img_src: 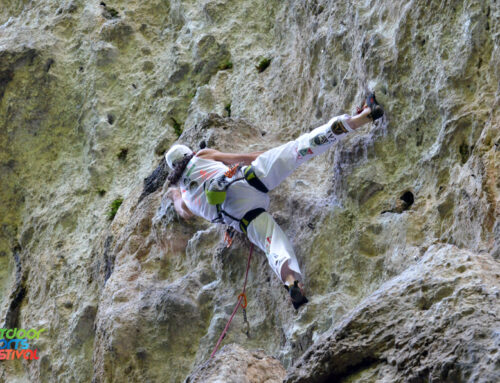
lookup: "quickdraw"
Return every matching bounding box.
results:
[238,292,250,338]
[241,307,250,338]
[237,292,247,308]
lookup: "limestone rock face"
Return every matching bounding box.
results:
[0,0,499,382]
[285,245,500,382]
[186,343,286,383]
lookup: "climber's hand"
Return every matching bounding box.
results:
[166,187,194,220]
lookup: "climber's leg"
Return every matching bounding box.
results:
[245,211,302,285]
[249,114,354,191]
[246,211,308,309]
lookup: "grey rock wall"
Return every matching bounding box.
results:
[186,343,286,383]
[0,0,498,382]
[285,245,500,382]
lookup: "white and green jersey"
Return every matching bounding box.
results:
[180,155,228,222]
[180,155,270,230]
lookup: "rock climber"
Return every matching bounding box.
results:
[165,94,384,310]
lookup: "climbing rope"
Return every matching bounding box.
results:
[209,243,254,359]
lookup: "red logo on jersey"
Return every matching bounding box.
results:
[200,169,218,180]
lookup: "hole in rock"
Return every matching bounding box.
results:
[400,191,414,210]
[107,113,115,125]
[117,148,128,161]
[44,58,55,72]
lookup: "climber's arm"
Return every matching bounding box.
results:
[196,148,264,165]
[166,188,194,220]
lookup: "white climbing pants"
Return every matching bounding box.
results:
[245,114,353,284]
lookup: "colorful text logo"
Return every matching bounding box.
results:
[0,328,44,360]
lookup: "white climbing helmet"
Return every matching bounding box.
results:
[165,144,193,170]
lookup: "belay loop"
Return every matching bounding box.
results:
[206,164,269,239]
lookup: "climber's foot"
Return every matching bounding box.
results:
[284,280,308,310]
[357,92,384,121]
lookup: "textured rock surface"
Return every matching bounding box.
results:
[285,245,500,382]
[0,0,499,382]
[186,343,286,383]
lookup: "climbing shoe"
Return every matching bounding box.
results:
[284,280,309,310]
[357,92,384,121]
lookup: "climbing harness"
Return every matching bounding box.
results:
[209,243,254,359]
[204,163,268,233]
[204,163,245,223]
